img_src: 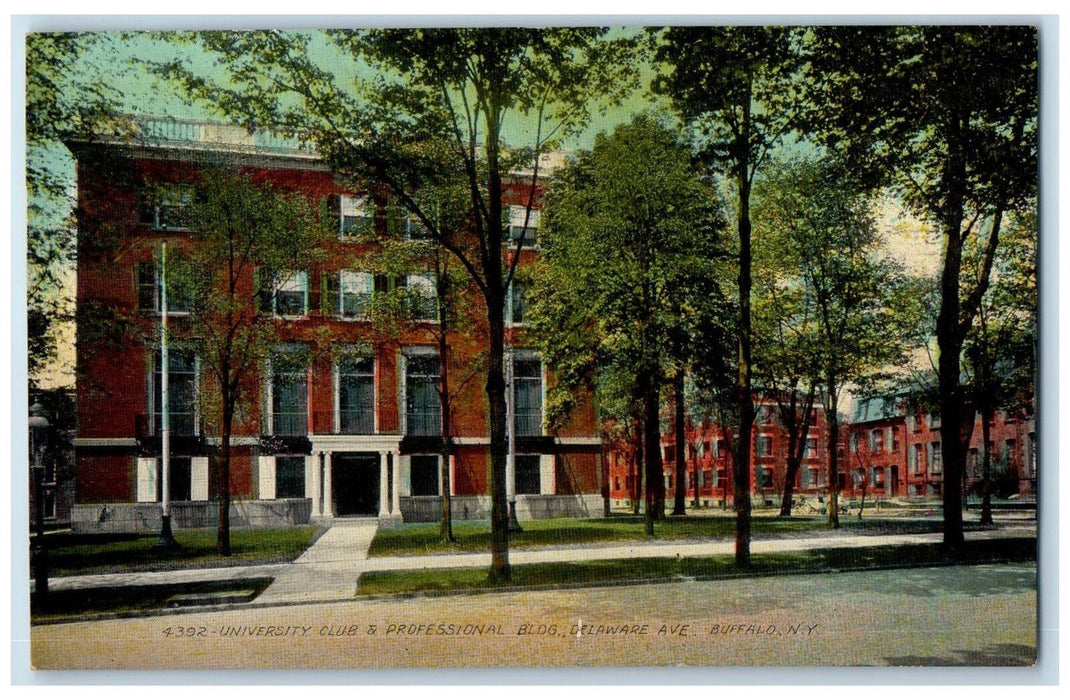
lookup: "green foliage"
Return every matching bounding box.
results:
[25,33,129,383]
[529,113,729,427]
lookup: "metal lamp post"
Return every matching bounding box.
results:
[157,241,180,549]
[29,401,49,602]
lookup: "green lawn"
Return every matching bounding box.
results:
[38,526,323,577]
[367,514,949,557]
[31,578,273,624]
[358,537,1036,596]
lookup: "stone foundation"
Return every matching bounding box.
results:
[399,494,602,522]
[72,499,313,534]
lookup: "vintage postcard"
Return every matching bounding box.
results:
[21,19,1044,674]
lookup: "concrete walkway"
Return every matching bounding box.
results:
[256,517,379,604]
[41,521,1036,605]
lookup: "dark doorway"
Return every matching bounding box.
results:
[333,453,380,516]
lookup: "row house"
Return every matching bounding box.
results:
[607,400,830,509]
[68,118,602,534]
[845,398,1037,500]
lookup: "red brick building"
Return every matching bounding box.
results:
[607,399,830,509]
[607,395,1036,510]
[68,119,602,533]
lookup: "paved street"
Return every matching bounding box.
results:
[30,563,1037,669]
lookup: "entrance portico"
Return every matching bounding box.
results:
[309,434,402,520]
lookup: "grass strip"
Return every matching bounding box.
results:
[40,526,323,577]
[30,578,274,624]
[367,515,952,557]
[357,537,1036,596]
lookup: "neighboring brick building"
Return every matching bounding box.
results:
[607,395,1036,510]
[607,399,830,509]
[68,118,602,533]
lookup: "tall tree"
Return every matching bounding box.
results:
[156,28,636,581]
[756,158,916,527]
[652,27,804,565]
[25,32,126,386]
[529,113,728,536]
[807,26,1038,548]
[962,210,1037,523]
[175,170,326,554]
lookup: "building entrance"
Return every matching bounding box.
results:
[332,453,380,516]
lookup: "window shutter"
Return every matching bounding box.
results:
[136,457,158,502]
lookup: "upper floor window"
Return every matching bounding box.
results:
[140,183,195,231]
[929,441,942,473]
[512,352,543,437]
[270,346,308,436]
[804,438,818,460]
[405,351,441,436]
[910,443,923,474]
[323,270,373,320]
[929,411,941,429]
[755,434,773,457]
[136,259,193,314]
[338,195,373,238]
[869,428,884,453]
[273,271,309,318]
[507,205,539,248]
[336,353,375,435]
[406,273,438,322]
[507,279,530,326]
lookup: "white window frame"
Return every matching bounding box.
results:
[406,273,438,323]
[339,195,371,239]
[273,271,309,318]
[507,205,539,248]
[338,270,374,320]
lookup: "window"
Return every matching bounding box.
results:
[272,271,309,317]
[929,411,941,429]
[406,273,437,322]
[872,466,885,488]
[410,455,439,496]
[929,442,942,473]
[513,354,543,437]
[337,354,374,434]
[715,439,726,457]
[757,466,774,488]
[136,260,193,314]
[869,428,884,453]
[338,195,372,237]
[910,443,923,474]
[275,456,305,499]
[140,183,194,230]
[967,448,980,478]
[804,438,818,460]
[150,348,198,436]
[890,427,900,452]
[271,347,308,436]
[402,212,432,241]
[850,432,859,453]
[755,435,772,457]
[516,455,541,494]
[1004,408,1018,424]
[507,205,539,248]
[1003,439,1017,472]
[695,440,705,457]
[323,270,373,320]
[405,353,440,436]
[507,279,530,326]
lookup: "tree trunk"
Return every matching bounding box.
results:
[979,405,994,525]
[217,398,233,556]
[672,371,687,516]
[486,298,510,581]
[642,381,664,536]
[734,144,754,568]
[436,268,455,543]
[825,379,841,530]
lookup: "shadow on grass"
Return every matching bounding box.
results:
[41,526,323,577]
[31,578,273,625]
[358,538,1036,597]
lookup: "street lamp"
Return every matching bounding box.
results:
[29,401,50,602]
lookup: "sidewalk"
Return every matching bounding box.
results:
[41,520,1037,605]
